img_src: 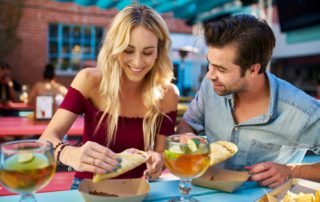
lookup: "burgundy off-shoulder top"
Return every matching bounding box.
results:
[59,87,177,180]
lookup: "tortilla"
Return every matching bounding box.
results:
[93,149,148,183]
[210,141,238,166]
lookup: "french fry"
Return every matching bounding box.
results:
[280,190,316,202]
[315,190,320,202]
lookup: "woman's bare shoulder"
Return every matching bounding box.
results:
[70,67,102,98]
[161,83,179,113]
[79,67,102,78]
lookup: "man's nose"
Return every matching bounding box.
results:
[206,67,217,80]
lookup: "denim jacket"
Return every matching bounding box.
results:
[183,72,320,170]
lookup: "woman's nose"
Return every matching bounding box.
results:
[132,54,143,67]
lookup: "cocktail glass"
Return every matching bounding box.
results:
[163,134,210,202]
[0,139,56,202]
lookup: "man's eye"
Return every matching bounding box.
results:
[207,63,212,71]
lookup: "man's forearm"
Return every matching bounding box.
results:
[290,163,320,182]
[176,119,196,134]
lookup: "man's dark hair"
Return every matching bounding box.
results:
[204,14,275,75]
[43,64,55,80]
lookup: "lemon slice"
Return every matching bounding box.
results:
[18,153,34,163]
[187,139,197,152]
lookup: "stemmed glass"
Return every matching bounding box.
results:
[0,139,56,202]
[163,134,210,202]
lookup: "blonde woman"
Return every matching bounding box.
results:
[40,4,178,188]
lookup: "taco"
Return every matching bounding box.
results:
[93,149,148,183]
[210,141,238,166]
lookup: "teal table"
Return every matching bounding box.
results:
[1,154,318,202]
[0,180,267,202]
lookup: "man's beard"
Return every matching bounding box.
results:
[213,84,237,96]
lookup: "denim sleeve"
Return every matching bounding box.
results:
[182,79,207,133]
[300,103,320,154]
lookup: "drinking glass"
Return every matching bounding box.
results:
[0,139,56,202]
[163,134,210,202]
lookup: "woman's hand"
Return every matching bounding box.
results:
[62,141,122,174]
[143,150,164,181]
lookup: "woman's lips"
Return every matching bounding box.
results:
[128,65,144,72]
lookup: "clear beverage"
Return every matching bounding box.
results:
[1,153,56,193]
[0,140,56,202]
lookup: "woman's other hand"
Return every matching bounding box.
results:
[62,141,122,174]
[143,150,163,181]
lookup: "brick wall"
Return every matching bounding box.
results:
[5,0,192,88]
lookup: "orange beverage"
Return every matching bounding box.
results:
[164,150,210,179]
[163,135,210,202]
[0,153,56,193]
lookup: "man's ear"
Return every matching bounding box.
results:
[248,63,261,77]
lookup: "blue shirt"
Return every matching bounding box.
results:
[183,72,320,170]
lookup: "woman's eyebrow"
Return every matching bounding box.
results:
[127,45,155,50]
[143,46,155,50]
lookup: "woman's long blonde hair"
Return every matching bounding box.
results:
[96,4,174,151]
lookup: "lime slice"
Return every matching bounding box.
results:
[169,144,183,153]
[164,150,182,160]
[187,139,197,152]
[18,153,35,164]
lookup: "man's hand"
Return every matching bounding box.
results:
[245,161,291,188]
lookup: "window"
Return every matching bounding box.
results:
[48,23,104,74]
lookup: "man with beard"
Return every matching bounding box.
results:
[177,14,320,188]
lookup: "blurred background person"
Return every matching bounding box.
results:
[0,62,21,103]
[28,63,67,105]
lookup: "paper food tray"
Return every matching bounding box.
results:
[256,178,320,202]
[192,166,250,192]
[78,178,150,202]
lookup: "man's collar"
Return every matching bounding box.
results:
[265,71,278,120]
[222,72,278,121]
